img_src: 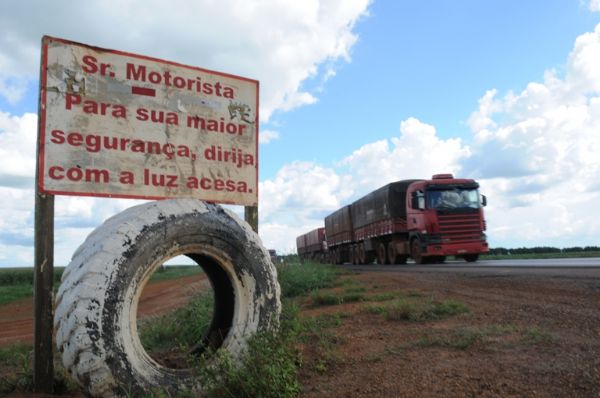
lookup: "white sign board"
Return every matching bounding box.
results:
[39,36,258,206]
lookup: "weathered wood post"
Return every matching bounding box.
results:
[34,36,55,392]
[245,205,258,233]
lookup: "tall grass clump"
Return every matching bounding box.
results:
[195,303,302,398]
[277,261,339,298]
[0,344,76,395]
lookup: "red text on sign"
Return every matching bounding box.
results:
[49,166,110,183]
[126,63,235,98]
[65,94,126,118]
[81,55,115,77]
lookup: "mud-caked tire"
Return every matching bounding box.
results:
[54,199,281,397]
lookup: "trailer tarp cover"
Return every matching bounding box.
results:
[351,180,422,229]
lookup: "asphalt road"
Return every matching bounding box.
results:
[340,257,600,278]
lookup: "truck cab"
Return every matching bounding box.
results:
[406,174,488,263]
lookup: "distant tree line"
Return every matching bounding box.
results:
[488,246,600,255]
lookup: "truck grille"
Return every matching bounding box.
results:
[438,211,482,243]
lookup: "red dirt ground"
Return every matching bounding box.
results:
[297,269,600,398]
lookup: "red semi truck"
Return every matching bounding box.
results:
[296,227,327,262]
[324,174,488,264]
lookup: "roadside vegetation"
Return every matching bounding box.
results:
[482,246,600,260]
[0,258,562,397]
[1,246,598,306]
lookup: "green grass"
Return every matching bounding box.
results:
[0,344,76,395]
[0,344,34,393]
[366,298,470,322]
[415,324,553,350]
[0,284,34,306]
[276,261,339,298]
[0,267,65,286]
[367,292,397,302]
[0,267,66,305]
[310,288,366,307]
[195,304,303,398]
[138,292,214,363]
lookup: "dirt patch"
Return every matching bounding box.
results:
[297,269,600,398]
[0,273,208,348]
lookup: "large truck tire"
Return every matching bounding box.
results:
[53,199,281,397]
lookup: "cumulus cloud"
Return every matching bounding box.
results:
[0,0,370,120]
[258,161,354,253]
[259,129,280,144]
[0,112,37,188]
[589,0,600,12]
[341,117,470,192]
[464,23,600,247]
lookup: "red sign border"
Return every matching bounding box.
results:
[38,35,260,206]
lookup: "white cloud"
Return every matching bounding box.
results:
[464,23,600,247]
[0,0,370,120]
[259,129,280,144]
[259,161,353,220]
[589,0,600,12]
[0,112,37,188]
[258,161,353,252]
[341,117,470,192]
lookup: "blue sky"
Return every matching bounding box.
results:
[1,1,600,267]
[262,1,600,175]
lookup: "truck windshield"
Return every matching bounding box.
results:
[427,188,481,209]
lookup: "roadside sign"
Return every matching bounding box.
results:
[39,36,259,206]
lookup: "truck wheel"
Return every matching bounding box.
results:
[358,243,366,265]
[411,239,424,265]
[464,254,479,262]
[54,199,281,397]
[388,243,403,265]
[376,243,388,264]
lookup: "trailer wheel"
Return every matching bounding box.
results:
[411,239,424,265]
[358,243,366,265]
[388,243,406,265]
[54,199,281,397]
[376,243,388,265]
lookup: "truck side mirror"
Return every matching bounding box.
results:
[481,194,487,207]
